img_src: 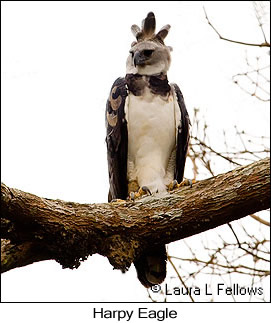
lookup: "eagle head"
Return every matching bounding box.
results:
[126,12,172,76]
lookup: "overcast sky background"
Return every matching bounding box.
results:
[1,1,270,321]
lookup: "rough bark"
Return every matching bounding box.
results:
[1,158,270,274]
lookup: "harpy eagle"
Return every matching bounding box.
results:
[105,12,190,288]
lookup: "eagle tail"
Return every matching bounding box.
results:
[134,245,167,288]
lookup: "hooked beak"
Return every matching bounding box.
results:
[133,51,146,67]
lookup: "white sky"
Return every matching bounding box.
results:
[1,1,270,321]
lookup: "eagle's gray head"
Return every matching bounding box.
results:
[126,12,172,76]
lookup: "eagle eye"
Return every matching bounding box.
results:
[143,50,154,57]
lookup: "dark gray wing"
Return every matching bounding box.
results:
[105,78,129,202]
[172,83,190,183]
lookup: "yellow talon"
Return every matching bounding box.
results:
[129,186,152,200]
[167,180,178,191]
[168,179,196,191]
[177,179,196,188]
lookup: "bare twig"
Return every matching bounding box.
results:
[250,213,270,226]
[168,255,195,302]
[203,7,270,48]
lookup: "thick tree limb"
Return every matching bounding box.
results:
[1,158,270,274]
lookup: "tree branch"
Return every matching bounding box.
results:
[203,7,270,48]
[250,213,270,226]
[1,158,270,274]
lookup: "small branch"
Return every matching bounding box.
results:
[253,1,269,44]
[203,7,270,48]
[169,255,270,276]
[191,136,242,166]
[250,213,270,227]
[227,223,268,262]
[168,255,195,302]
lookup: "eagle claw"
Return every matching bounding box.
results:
[141,186,152,196]
[129,186,152,201]
[168,179,196,191]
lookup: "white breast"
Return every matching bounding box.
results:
[125,87,179,193]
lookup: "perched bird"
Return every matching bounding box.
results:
[105,12,190,288]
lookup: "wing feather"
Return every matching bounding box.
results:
[105,78,128,201]
[172,83,190,183]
